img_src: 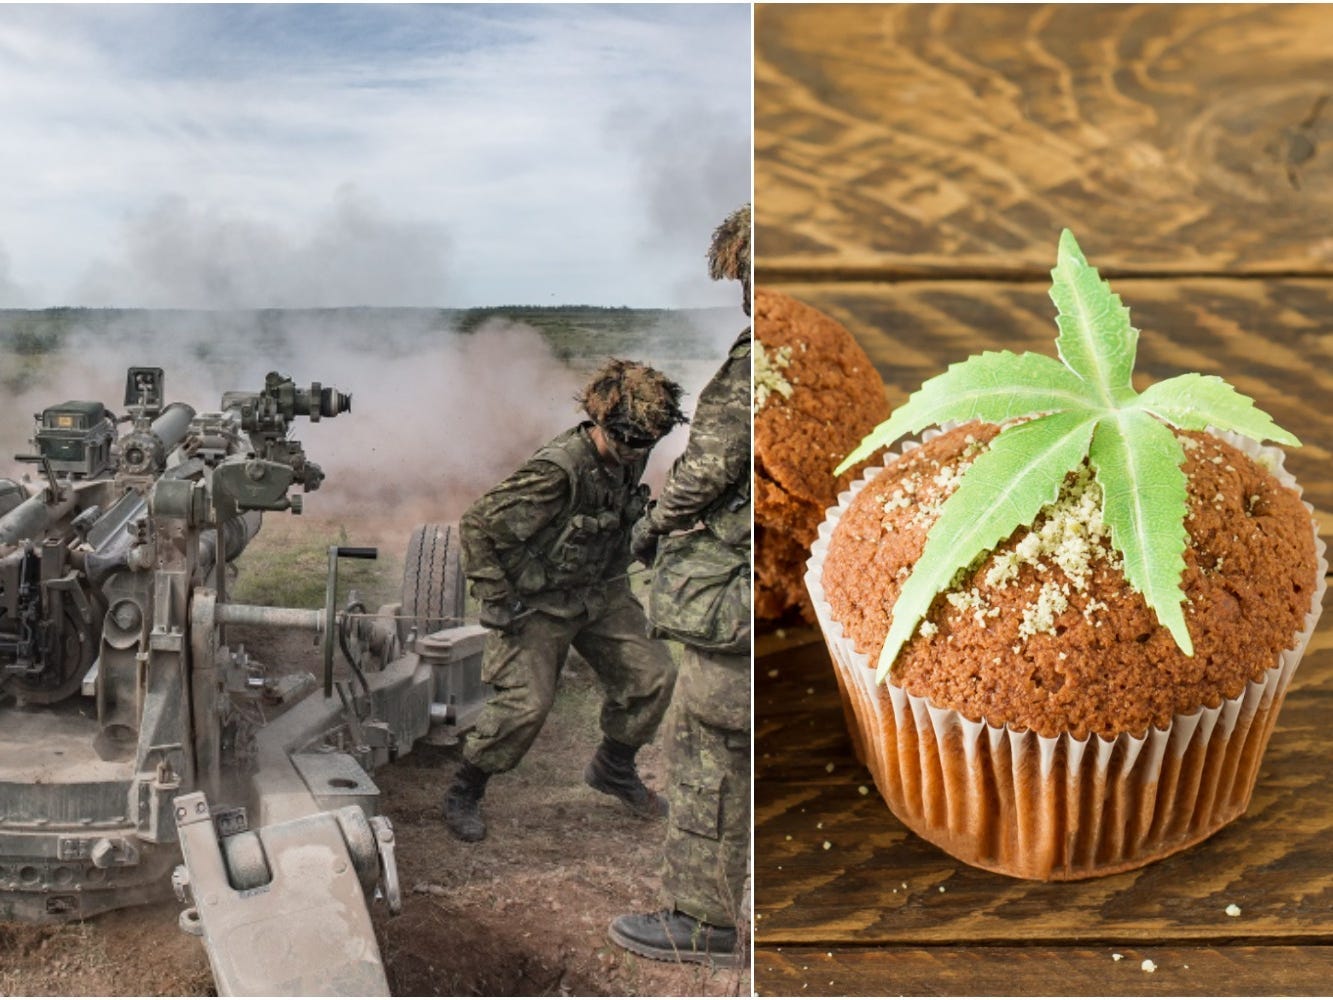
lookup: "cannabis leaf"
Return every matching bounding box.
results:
[838,229,1300,683]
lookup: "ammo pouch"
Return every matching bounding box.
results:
[648,528,750,654]
[547,511,621,577]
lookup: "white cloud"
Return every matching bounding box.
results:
[0,4,751,308]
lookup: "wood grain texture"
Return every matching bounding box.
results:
[752,6,1333,993]
[756,4,1333,277]
[758,278,1333,540]
[755,944,1333,997]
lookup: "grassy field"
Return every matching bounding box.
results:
[229,514,406,612]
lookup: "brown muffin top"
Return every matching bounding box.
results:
[822,422,1318,740]
[754,289,888,532]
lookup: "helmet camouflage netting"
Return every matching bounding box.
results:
[578,359,688,445]
[708,203,751,314]
[708,204,751,282]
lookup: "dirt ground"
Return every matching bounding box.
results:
[0,634,749,997]
[371,656,751,998]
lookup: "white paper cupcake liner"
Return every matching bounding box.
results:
[805,428,1326,880]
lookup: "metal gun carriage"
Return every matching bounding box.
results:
[0,366,487,995]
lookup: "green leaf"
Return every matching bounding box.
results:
[842,228,1303,679]
[1050,229,1138,403]
[835,351,1088,475]
[1088,411,1193,655]
[876,410,1097,681]
[1137,372,1300,447]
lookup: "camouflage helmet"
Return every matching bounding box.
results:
[578,359,688,447]
[708,203,751,316]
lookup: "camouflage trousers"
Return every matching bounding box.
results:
[660,645,751,928]
[463,586,677,774]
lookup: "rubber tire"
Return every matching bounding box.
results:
[400,523,465,642]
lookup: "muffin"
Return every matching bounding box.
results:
[754,288,888,622]
[804,231,1325,880]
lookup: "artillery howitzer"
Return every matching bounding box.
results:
[0,367,487,995]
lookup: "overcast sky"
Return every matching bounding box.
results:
[0,4,752,310]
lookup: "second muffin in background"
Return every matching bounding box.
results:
[754,289,888,623]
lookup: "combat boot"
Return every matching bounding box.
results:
[608,909,741,968]
[443,761,490,842]
[584,737,668,818]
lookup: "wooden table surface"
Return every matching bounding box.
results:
[753,5,1333,995]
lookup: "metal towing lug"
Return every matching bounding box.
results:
[369,814,402,915]
[172,790,393,996]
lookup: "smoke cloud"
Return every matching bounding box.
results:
[73,185,452,309]
[606,102,751,305]
[0,306,741,551]
[0,244,39,309]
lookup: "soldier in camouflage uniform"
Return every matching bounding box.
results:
[609,204,752,968]
[444,359,689,843]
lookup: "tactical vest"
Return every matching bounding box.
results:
[645,333,752,654]
[701,333,751,550]
[506,425,649,596]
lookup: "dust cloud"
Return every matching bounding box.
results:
[0,308,741,547]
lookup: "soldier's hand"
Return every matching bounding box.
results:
[630,518,659,566]
[479,597,527,634]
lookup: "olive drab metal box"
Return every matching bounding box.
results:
[34,401,116,478]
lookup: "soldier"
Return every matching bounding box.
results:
[444,359,689,843]
[608,204,752,967]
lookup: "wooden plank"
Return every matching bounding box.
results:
[758,278,1333,537]
[751,11,1333,993]
[756,4,1333,277]
[754,944,1333,997]
[754,630,1333,944]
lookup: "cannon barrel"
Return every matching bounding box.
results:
[197,511,263,580]
[80,504,260,587]
[0,489,75,548]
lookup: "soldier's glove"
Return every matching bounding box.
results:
[479,597,527,634]
[630,517,660,566]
